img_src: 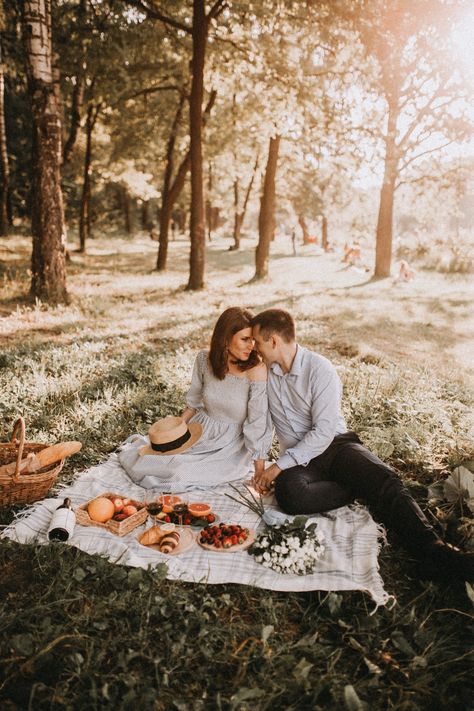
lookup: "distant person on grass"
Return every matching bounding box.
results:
[250,308,474,582]
[119,307,272,491]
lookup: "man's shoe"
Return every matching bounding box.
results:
[416,542,474,582]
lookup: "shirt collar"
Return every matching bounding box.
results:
[270,344,304,377]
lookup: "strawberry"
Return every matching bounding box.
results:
[207,514,216,523]
[238,536,245,544]
[223,537,233,548]
[231,535,238,546]
[214,540,222,548]
[164,515,171,523]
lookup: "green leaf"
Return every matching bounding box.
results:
[11,633,35,657]
[344,684,366,711]
[465,582,474,606]
[261,625,274,645]
[293,657,313,683]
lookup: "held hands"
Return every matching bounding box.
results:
[252,463,282,496]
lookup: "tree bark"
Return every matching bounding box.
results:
[187,0,207,290]
[22,0,68,304]
[122,187,132,234]
[374,102,399,278]
[254,135,280,280]
[0,38,10,235]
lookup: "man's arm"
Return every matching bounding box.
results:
[276,362,343,470]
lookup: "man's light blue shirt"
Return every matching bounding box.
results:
[267,344,348,470]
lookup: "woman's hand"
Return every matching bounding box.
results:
[252,463,281,495]
[181,408,196,424]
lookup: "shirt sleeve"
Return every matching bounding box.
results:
[276,361,343,470]
[242,381,273,460]
[185,351,206,409]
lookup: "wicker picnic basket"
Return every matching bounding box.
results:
[0,417,64,507]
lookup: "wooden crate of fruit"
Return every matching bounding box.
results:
[76,492,147,536]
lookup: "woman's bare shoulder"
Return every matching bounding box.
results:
[246,361,267,382]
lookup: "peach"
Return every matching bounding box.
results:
[122,504,138,517]
[111,497,124,513]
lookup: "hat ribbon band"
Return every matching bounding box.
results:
[150,429,191,452]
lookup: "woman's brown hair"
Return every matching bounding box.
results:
[209,307,260,380]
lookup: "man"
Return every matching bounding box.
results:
[251,308,474,581]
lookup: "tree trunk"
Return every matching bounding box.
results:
[157,92,185,270]
[22,0,68,304]
[62,0,87,166]
[141,200,149,229]
[254,135,280,280]
[122,187,132,234]
[321,214,328,250]
[298,214,311,245]
[374,104,399,278]
[187,0,207,291]
[79,103,97,252]
[0,39,10,235]
[158,90,215,271]
[231,153,258,251]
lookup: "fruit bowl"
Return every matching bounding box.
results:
[76,492,148,536]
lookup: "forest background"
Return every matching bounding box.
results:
[0,1,474,710]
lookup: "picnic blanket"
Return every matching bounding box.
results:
[1,452,393,609]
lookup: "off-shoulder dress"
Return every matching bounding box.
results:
[118,350,273,492]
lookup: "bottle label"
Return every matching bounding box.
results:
[47,508,76,540]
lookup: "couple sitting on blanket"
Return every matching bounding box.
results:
[119,306,474,582]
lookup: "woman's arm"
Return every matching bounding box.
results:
[181,407,196,423]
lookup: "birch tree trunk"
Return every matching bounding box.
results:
[22,0,68,304]
[254,135,280,280]
[187,0,207,290]
[0,38,10,235]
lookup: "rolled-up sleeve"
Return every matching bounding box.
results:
[243,382,273,460]
[185,351,206,409]
[276,363,342,470]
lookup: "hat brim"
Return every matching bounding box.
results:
[138,422,203,456]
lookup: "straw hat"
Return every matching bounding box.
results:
[139,416,202,456]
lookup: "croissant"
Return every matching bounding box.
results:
[160,531,180,554]
[139,525,163,547]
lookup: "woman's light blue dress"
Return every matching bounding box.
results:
[118,350,272,492]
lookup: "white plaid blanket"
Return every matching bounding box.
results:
[2,453,392,609]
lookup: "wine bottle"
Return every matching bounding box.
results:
[47,497,76,541]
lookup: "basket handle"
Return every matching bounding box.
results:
[11,417,26,482]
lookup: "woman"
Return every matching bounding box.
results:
[118,307,272,491]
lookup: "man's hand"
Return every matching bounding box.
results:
[253,463,282,495]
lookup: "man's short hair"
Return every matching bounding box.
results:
[251,309,296,343]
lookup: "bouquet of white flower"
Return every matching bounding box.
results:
[249,516,326,575]
[226,485,326,575]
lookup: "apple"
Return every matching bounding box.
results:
[111,497,124,513]
[122,498,132,506]
[122,504,138,517]
[114,513,128,521]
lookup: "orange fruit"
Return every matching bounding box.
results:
[188,502,212,517]
[88,496,115,523]
[158,494,182,514]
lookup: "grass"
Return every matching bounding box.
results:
[1,230,474,710]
